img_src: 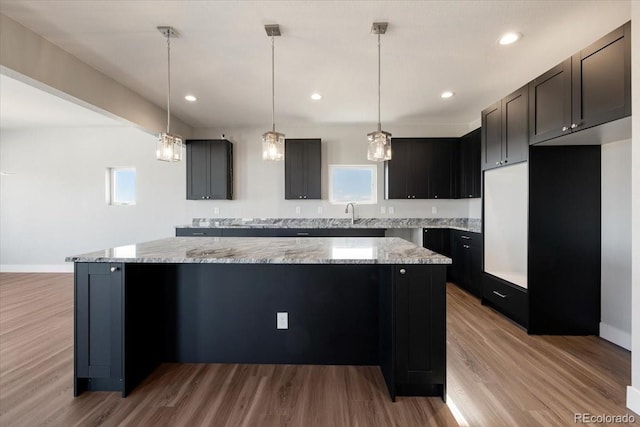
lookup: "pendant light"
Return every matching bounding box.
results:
[262,24,285,161]
[156,26,183,162]
[367,22,392,162]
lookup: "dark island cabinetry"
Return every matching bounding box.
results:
[74,263,123,396]
[529,22,631,145]
[449,230,482,297]
[285,138,321,200]
[481,84,528,171]
[392,265,446,397]
[186,139,233,200]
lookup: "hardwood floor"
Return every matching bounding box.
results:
[0,273,637,426]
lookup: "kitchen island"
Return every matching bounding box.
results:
[66,237,450,401]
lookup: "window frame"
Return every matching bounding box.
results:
[107,167,137,206]
[328,164,378,205]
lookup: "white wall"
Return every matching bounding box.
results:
[188,123,478,220]
[601,139,632,350]
[0,127,185,271]
[628,1,640,415]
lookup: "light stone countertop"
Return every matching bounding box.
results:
[65,237,451,265]
[178,217,482,233]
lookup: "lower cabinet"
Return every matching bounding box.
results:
[74,263,124,396]
[393,265,446,398]
[482,273,528,328]
[449,230,482,297]
[422,228,450,257]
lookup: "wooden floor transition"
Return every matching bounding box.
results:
[0,273,637,426]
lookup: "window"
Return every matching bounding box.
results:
[328,165,377,204]
[107,167,136,205]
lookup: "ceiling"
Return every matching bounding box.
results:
[0,1,631,130]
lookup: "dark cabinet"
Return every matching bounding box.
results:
[176,228,222,237]
[482,84,528,171]
[176,228,386,238]
[450,230,482,297]
[458,128,481,198]
[285,139,321,200]
[186,139,233,200]
[394,265,446,397]
[422,228,450,257]
[530,22,630,145]
[74,262,123,396]
[386,138,455,199]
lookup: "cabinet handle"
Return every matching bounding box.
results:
[468,194,473,198]
[496,161,500,165]
[407,196,411,199]
[434,195,438,199]
[570,123,578,129]
[562,126,569,132]
[201,196,206,199]
[303,196,307,199]
[192,232,205,236]
[492,290,507,298]
[296,232,309,236]
[460,235,470,240]
[399,268,406,275]
[463,244,470,249]
[412,195,416,199]
[110,266,119,273]
[299,196,303,199]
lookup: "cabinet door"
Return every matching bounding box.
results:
[75,263,123,394]
[285,139,306,199]
[385,139,412,199]
[427,139,455,199]
[423,228,450,257]
[572,22,631,130]
[187,141,210,200]
[529,59,572,144]
[209,141,232,199]
[458,129,481,198]
[481,102,502,170]
[303,139,321,199]
[395,265,446,391]
[502,85,528,165]
[410,140,430,199]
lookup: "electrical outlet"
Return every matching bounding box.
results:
[295,206,301,215]
[277,312,288,329]
[213,207,220,215]
[432,206,438,214]
[388,206,395,215]
[380,206,386,214]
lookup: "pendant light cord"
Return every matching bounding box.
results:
[271,35,275,132]
[166,34,171,134]
[377,32,381,132]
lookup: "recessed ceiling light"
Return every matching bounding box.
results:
[441,91,455,99]
[184,95,197,102]
[499,32,521,45]
[310,92,322,101]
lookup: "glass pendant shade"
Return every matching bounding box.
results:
[367,129,392,161]
[262,131,285,161]
[156,132,183,162]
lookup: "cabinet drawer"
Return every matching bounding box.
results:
[482,273,528,327]
[176,228,222,237]
[275,229,327,237]
[327,229,386,237]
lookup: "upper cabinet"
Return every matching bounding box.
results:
[481,84,529,171]
[458,128,481,198]
[186,139,233,200]
[285,138,321,200]
[530,22,631,145]
[385,138,455,199]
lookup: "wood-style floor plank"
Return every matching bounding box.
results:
[0,273,637,426]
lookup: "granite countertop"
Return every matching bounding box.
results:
[65,237,451,265]
[178,217,482,233]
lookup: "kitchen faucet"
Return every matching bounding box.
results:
[345,203,356,224]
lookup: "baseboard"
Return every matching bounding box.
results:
[627,386,640,416]
[0,264,74,273]
[599,322,631,350]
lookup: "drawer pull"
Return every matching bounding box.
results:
[460,235,471,240]
[110,266,119,273]
[463,244,470,249]
[192,232,205,236]
[296,232,309,236]
[492,290,507,299]
[399,268,406,275]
